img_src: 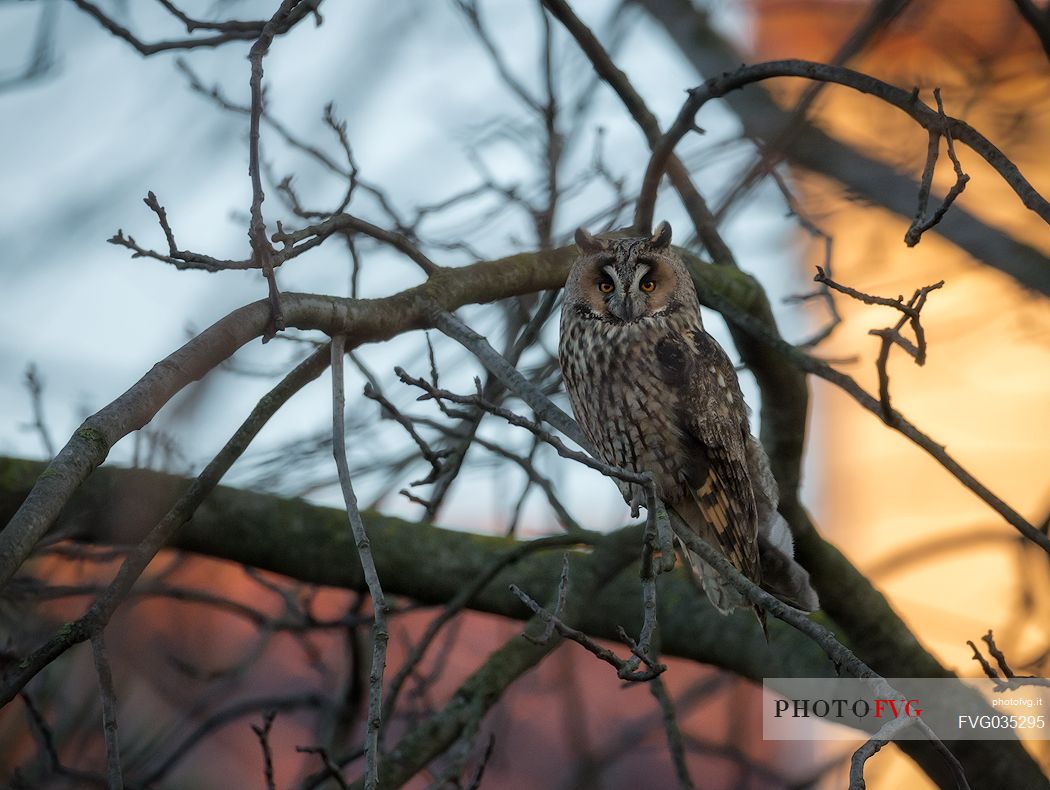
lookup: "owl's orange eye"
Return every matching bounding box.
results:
[598,280,614,294]
[640,278,656,293]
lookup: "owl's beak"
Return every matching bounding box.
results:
[607,293,642,322]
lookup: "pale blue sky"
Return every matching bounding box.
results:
[0,0,818,534]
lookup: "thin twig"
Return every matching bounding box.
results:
[463,733,496,790]
[90,632,124,790]
[362,383,448,486]
[849,714,915,790]
[967,629,1050,691]
[296,746,350,790]
[251,711,278,790]
[364,527,642,790]
[18,691,114,786]
[465,431,588,534]
[20,691,61,773]
[813,267,943,419]
[146,694,328,786]
[418,304,552,518]
[650,675,695,790]
[272,211,439,275]
[510,579,665,681]
[248,1,306,338]
[154,0,268,33]
[331,336,388,790]
[22,364,55,458]
[71,0,265,54]
[904,89,971,246]
[537,554,571,643]
[427,307,590,450]
[395,369,648,490]
[454,0,542,113]
[713,0,912,221]
[541,0,735,266]
[770,167,842,348]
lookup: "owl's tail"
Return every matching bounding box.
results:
[746,436,819,613]
[756,511,820,612]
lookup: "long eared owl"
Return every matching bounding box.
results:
[558,222,818,616]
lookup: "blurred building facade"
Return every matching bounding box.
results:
[752,1,1050,786]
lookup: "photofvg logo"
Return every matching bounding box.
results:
[773,696,922,721]
[762,678,1049,741]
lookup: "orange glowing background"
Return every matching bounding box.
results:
[752,0,1050,786]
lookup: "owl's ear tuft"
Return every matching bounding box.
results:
[574,226,603,254]
[650,221,672,249]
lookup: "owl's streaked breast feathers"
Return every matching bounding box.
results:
[558,221,818,618]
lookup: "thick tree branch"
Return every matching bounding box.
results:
[2,458,1040,788]
[0,457,830,679]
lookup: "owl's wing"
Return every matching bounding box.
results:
[655,331,760,584]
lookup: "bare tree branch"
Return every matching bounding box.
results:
[331,336,388,789]
[0,246,576,590]
[849,714,916,790]
[649,676,694,790]
[427,307,589,449]
[967,629,1050,691]
[69,0,319,55]
[814,267,944,419]
[7,3,1050,787]
[249,1,307,337]
[22,364,55,458]
[714,0,913,220]
[251,710,279,790]
[903,89,971,246]
[641,61,1045,236]
[3,456,1044,788]
[89,632,124,790]
[380,534,585,742]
